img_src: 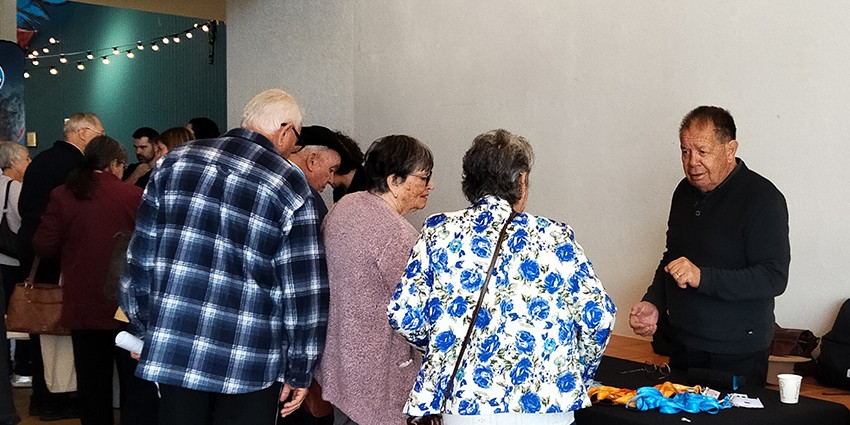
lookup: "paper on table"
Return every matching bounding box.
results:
[728,393,765,408]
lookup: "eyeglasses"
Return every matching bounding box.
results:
[409,172,432,185]
[620,362,671,380]
[81,127,104,137]
[281,123,301,145]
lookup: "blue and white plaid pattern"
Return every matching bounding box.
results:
[119,128,328,394]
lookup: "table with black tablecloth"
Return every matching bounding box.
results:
[575,356,850,425]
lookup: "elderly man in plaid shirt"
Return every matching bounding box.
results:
[119,89,328,425]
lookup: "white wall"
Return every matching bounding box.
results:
[227,0,850,337]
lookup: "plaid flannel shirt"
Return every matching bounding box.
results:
[119,128,328,394]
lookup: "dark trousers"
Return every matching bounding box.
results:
[0,280,21,424]
[669,344,770,387]
[122,357,159,425]
[158,382,283,425]
[71,329,133,425]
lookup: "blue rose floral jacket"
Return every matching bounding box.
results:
[388,196,616,416]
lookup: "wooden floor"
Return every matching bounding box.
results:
[10,334,850,424]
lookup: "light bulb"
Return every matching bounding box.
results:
[113,47,120,55]
[32,59,39,66]
[86,51,94,60]
[126,50,135,59]
[185,31,193,39]
[23,71,30,79]
[48,37,58,44]
[32,50,39,57]
[49,66,58,75]
[201,24,210,32]
[172,35,181,43]
[59,55,68,64]
[77,62,85,70]
[137,42,145,50]
[42,47,50,53]
[102,56,110,65]
[162,37,170,44]
[151,43,160,51]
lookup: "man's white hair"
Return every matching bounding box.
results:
[241,89,303,136]
[63,112,101,135]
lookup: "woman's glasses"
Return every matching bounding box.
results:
[620,362,671,380]
[409,172,432,185]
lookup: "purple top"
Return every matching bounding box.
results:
[315,191,422,424]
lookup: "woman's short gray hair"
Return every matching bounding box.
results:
[462,129,534,205]
[0,141,29,170]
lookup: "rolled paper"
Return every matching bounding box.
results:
[115,331,144,354]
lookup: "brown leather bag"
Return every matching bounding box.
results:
[771,324,819,358]
[302,379,333,418]
[6,258,70,335]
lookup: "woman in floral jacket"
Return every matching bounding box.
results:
[388,129,615,425]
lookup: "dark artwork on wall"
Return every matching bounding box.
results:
[0,41,26,145]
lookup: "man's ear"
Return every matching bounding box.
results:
[726,139,739,162]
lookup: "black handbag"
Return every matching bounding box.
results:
[0,179,18,258]
[406,212,517,425]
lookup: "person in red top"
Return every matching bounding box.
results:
[33,136,143,425]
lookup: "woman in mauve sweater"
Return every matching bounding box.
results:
[315,135,434,425]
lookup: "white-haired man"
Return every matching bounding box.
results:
[120,89,328,425]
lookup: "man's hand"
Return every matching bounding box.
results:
[629,301,659,337]
[279,383,309,417]
[664,256,701,289]
[124,163,151,185]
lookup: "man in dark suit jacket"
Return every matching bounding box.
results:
[16,112,104,420]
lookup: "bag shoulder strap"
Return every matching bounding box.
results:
[441,210,517,409]
[1,179,12,220]
[26,257,41,287]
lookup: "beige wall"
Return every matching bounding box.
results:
[77,0,225,20]
[0,0,15,40]
[227,0,850,337]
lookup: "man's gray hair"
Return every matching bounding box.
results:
[461,129,534,205]
[63,112,101,135]
[241,89,303,136]
[0,141,29,170]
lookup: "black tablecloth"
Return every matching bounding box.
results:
[575,356,850,425]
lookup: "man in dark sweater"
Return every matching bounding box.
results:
[629,106,790,386]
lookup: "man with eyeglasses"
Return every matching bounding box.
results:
[120,89,328,425]
[16,112,104,420]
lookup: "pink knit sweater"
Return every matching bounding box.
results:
[315,191,422,425]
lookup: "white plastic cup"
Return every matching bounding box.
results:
[777,373,802,404]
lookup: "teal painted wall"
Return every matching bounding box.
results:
[23,2,226,156]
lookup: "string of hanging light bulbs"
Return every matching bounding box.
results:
[23,21,216,78]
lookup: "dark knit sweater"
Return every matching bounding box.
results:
[643,159,790,354]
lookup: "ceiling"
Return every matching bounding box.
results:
[76,0,225,21]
